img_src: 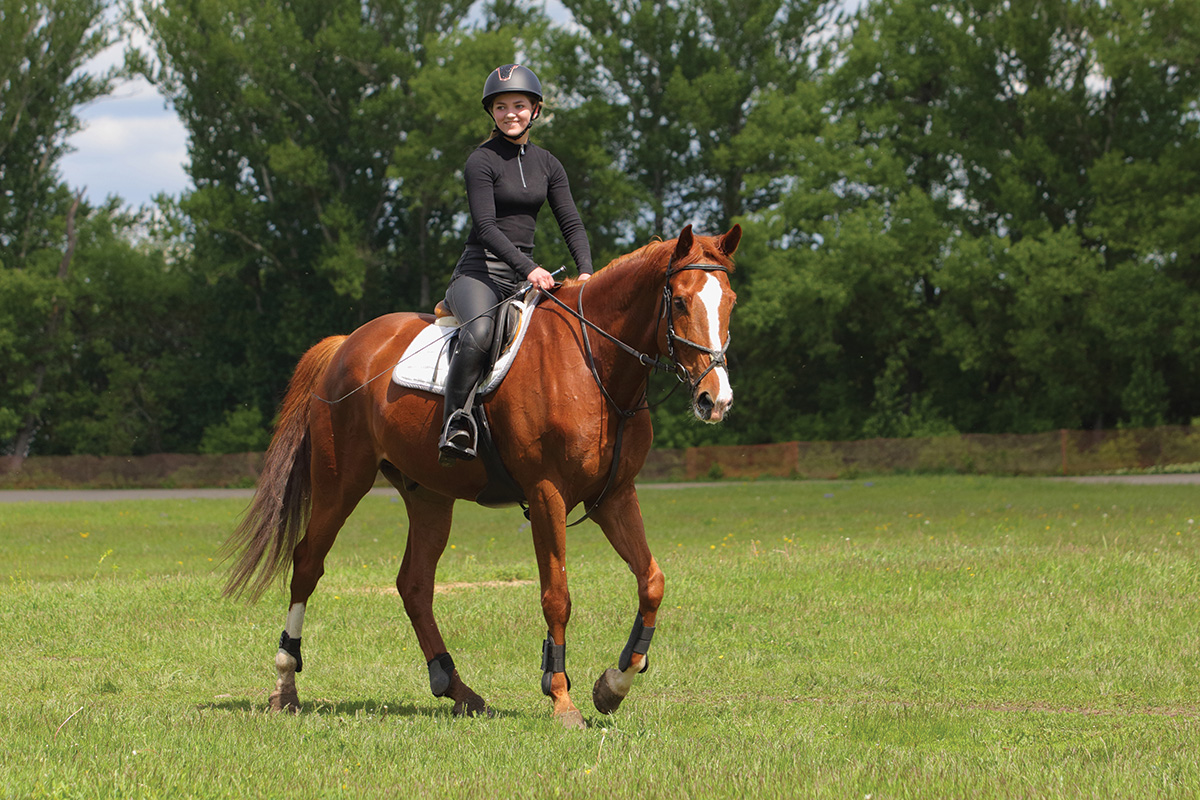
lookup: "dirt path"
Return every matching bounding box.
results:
[3,474,1200,502]
[1044,474,1200,485]
[0,488,259,503]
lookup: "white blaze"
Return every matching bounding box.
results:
[698,274,733,406]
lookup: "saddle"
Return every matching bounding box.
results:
[434,298,525,356]
[391,295,540,508]
[391,295,538,397]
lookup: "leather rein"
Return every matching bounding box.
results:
[535,257,732,526]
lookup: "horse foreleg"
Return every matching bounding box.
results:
[528,483,584,729]
[395,487,489,717]
[588,484,664,715]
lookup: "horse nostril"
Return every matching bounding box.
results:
[695,392,715,420]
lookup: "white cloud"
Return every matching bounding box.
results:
[61,75,190,208]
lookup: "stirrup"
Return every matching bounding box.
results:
[438,410,478,464]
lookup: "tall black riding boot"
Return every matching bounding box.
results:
[438,340,488,464]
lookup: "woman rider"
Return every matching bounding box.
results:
[438,64,594,463]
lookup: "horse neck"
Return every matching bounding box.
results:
[589,261,665,344]
[571,258,667,403]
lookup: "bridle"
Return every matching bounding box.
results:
[661,259,732,396]
[535,254,732,526]
[537,255,733,410]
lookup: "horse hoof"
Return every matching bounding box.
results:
[592,669,626,715]
[554,709,586,730]
[452,696,494,718]
[268,690,300,713]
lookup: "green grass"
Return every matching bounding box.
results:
[3,476,1200,798]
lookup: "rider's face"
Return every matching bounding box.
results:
[490,93,537,140]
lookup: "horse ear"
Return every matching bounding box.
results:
[673,225,694,261]
[719,224,742,256]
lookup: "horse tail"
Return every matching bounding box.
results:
[221,335,348,602]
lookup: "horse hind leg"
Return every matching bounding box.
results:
[391,482,490,717]
[270,446,378,712]
[588,484,664,715]
[270,606,306,712]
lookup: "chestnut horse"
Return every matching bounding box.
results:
[222,224,740,727]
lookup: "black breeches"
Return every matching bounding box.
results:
[445,272,503,361]
[442,271,509,422]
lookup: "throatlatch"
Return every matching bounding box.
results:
[618,614,655,673]
[427,652,456,697]
[540,633,571,696]
[279,630,303,673]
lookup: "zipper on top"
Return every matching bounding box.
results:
[518,144,527,188]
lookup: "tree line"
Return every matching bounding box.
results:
[2,0,1198,459]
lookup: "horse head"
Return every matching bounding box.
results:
[661,224,740,423]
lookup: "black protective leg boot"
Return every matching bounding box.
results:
[438,343,486,465]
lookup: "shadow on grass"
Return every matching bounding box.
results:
[197,696,526,721]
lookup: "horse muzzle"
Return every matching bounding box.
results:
[693,385,732,423]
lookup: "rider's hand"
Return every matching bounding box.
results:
[528,266,556,290]
[578,273,591,282]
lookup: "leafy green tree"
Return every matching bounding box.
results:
[554,0,829,242]
[38,203,198,455]
[732,0,1200,441]
[0,0,120,458]
[0,0,117,260]
[199,406,272,454]
[136,0,479,421]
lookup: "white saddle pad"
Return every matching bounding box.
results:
[391,295,540,396]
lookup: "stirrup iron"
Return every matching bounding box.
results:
[438,409,478,462]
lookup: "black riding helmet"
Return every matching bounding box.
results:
[481,64,543,111]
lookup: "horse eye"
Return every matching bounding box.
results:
[672,297,688,314]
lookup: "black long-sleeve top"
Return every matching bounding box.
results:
[463,136,593,279]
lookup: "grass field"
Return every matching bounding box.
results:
[3,476,1200,798]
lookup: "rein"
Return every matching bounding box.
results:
[535,257,732,527]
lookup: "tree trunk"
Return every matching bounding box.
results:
[10,190,83,464]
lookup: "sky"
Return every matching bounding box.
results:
[60,0,861,209]
[61,71,190,208]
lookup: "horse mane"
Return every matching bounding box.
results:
[587,231,737,288]
[563,231,734,318]
[604,239,672,274]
